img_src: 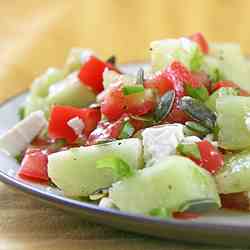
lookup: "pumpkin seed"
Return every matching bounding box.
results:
[136,68,144,85]
[185,121,210,135]
[106,55,116,65]
[179,199,220,213]
[154,90,175,122]
[180,97,216,129]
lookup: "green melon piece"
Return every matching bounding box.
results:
[48,139,143,197]
[216,151,250,194]
[150,37,203,72]
[209,43,250,92]
[46,71,96,107]
[205,87,238,112]
[31,68,64,97]
[24,95,50,118]
[110,156,220,215]
[217,96,250,150]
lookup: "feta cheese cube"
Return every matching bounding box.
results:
[0,111,47,156]
[142,124,184,166]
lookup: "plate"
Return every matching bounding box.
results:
[0,64,250,247]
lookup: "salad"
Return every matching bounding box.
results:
[1,32,250,219]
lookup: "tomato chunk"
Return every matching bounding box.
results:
[101,85,156,121]
[212,80,249,96]
[196,140,224,174]
[48,106,101,143]
[190,32,209,54]
[163,61,200,123]
[144,73,174,96]
[78,56,119,93]
[18,149,48,182]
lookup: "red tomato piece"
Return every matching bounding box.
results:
[190,32,209,54]
[173,212,200,220]
[162,61,198,124]
[212,80,249,96]
[18,149,49,182]
[78,56,119,93]
[101,87,127,121]
[144,73,174,96]
[196,140,224,174]
[166,61,203,89]
[192,71,211,91]
[48,106,101,144]
[101,86,156,121]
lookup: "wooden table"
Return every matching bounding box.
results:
[1,1,250,249]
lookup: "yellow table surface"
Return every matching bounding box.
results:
[1,1,250,249]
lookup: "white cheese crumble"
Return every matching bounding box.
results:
[67,117,85,137]
[245,112,250,131]
[0,111,47,156]
[142,124,184,167]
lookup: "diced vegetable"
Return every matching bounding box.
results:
[205,87,239,112]
[48,106,101,144]
[209,43,250,92]
[216,151,250,194]
[110,156,220,215]
[217,96,250,150]
[144,72,174,96]
[196,140,224,174]
[101,85,156,121]
[78,56,119,93]
[31,68,64,97]
[24,95,50,118]
[48,138,143,196]
[47,72,96,108]
[18,148,49,182]
[150,37,204,72]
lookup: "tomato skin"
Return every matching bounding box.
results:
[196,140,224,174]
[101,86,156,122]
[144,74,174,96]
[166,61,203,89]
[163,61,198,124]
[48,106,101,144]
[78,56,119,93]
[192,71,211,91]
[212,80,249,96]
[173,212,200,220]
[18,149,49,182]
[190,32,209,54]
[101,87,127,121]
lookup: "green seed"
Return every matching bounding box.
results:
[154,90,175,122]
[180,97,216,129]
